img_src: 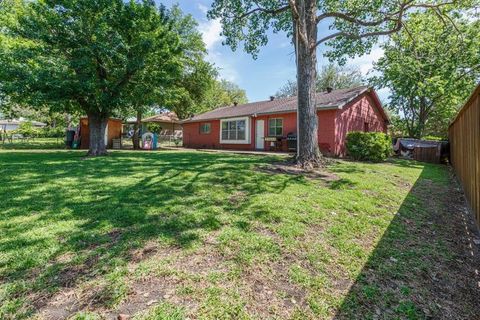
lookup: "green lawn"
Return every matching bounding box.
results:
[0,137,64,150]
[0,149,477,319]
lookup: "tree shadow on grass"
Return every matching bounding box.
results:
[333,163,480,319]
[0,150,306,318]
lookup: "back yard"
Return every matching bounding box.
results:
[0,149,479,319]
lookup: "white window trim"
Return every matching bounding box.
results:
[268,118,284,137]
[219,117,251,144]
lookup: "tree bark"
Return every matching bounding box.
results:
[87,113,108,156]
[294,0,324,168]
[132,110,142,150]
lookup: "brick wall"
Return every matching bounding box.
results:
[334,93,388,156]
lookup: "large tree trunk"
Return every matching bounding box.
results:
[294,0,324,168]
[87,113,108,156]
[132,110,142,150]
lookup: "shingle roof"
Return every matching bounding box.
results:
[141,112,180,123]
[183,86,372,123]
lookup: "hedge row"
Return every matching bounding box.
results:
[9,122,65,138]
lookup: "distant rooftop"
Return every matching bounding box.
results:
[0,118,46,126]
[124,112,180,124]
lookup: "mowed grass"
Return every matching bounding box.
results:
[0,149,469,319]
[0,138,64,150]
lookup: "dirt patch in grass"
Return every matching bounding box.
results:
[239,265,309,319]
[257,162,339,181]
[105,276,193,320]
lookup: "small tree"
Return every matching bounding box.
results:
[199,79,249,111]
[15,121,38,138]
[0,0,183,156]
[209,0,469,168]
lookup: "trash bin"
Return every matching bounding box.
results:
[66,130,75,148]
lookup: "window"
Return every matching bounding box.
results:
[200,123,211,134]
[220,117,249,144]
[268,118,283,136]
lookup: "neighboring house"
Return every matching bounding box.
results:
[124,112,182,137]
[0,118,47,132]
[182,86,389,156]
[142,113,182,136]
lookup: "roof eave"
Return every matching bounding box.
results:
[181,105,343,123]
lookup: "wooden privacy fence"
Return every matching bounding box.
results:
[449,83,480,227]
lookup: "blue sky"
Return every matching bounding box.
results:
[159,1,387,102]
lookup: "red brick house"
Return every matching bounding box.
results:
[182,86,388,156]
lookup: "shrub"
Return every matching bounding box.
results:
[40,126,65,138]
[422,135,447,141]
[346,131,392,162]
[14,122,40,138]
[146,123,162,134]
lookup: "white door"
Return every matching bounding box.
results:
[255,120,265,150]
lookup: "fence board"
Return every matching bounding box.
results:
[413,145,441,163]
[449,83,480,227]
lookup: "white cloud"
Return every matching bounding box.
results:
[197,3,209,15]
[198,19,223,51]
[348,47,384,76]
[197,12,240,82]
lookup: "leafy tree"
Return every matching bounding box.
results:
[275,63,363,98]
[201,79,248,110]
[170,77,248,119]
[165,5,218,121]
[0,103,75,129]
[373,11,480,138]
[208,0,472,167]
[125,4,216,149]
[0,0,183,156]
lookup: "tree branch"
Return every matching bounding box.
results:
[315,23,403,47]
[314,0,456,47]
[238,3,289,19]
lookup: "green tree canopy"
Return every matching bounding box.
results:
[121,4,217,148]
[0,0,184,155]
[165,5,218,120]
[203,79,248,107]
[373,11,480,138]
[275,64,364,98]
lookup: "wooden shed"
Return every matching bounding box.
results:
[79,117,123,149]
